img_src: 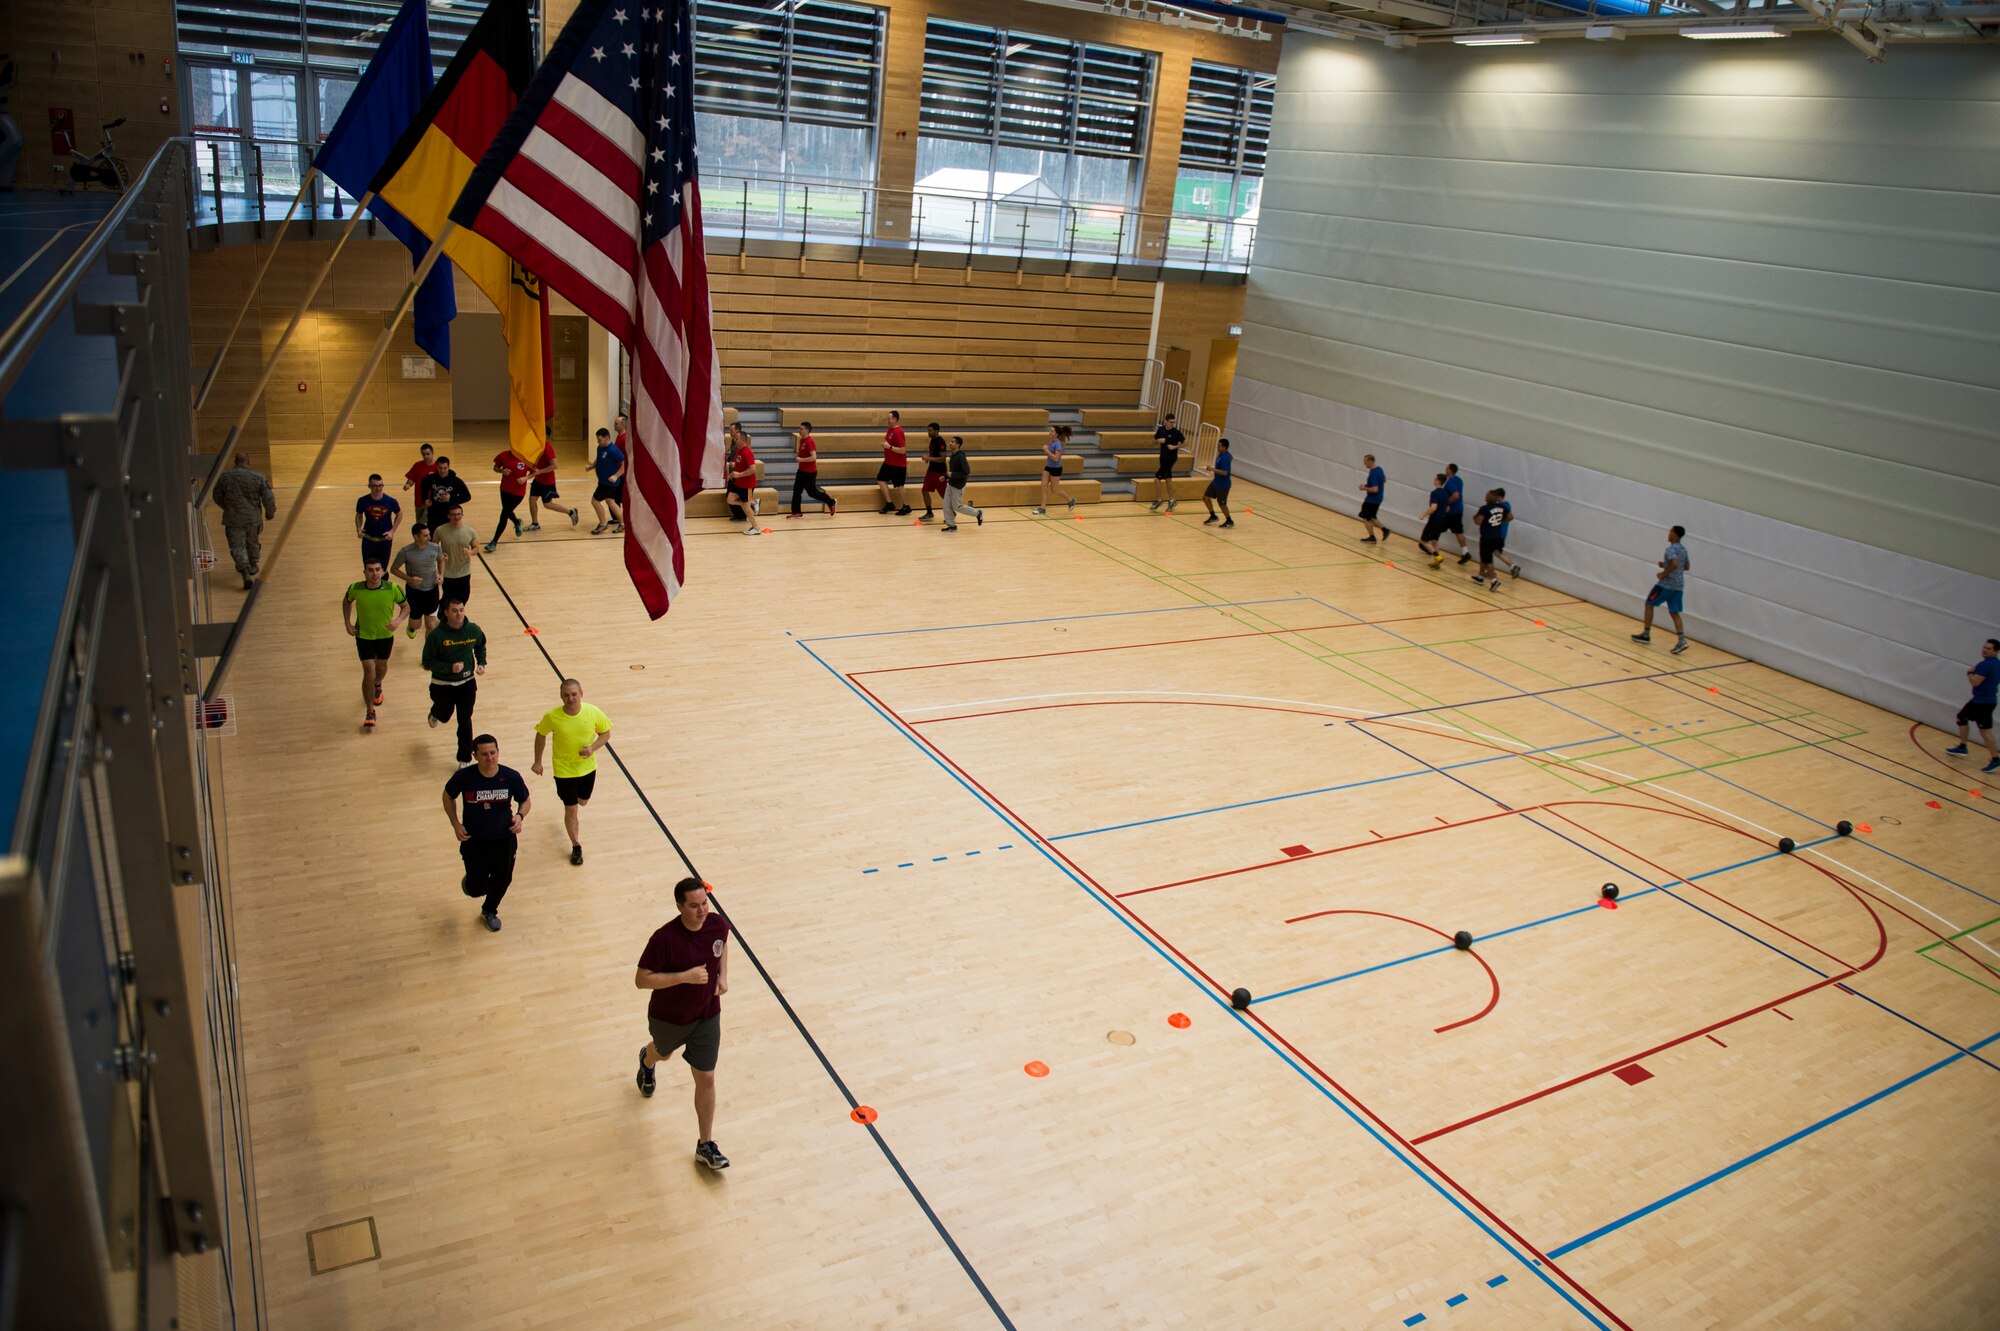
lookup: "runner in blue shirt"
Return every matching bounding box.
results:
[1418,473,1454,567]
[1202,438,1235,529]
[1632,525,1692,655]
[1358,454,1388,544]
[1442,464,1471,564]
[1944,638,2000,773]
[1469,488,1519,591]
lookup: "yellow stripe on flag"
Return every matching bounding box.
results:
[382,128,547,463]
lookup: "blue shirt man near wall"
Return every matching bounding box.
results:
[1442,463,1470,563]
[1358,453,1388,545]
[1202,438,1235,528]
[1632,524,1692,655]
[1944,637,2000,773]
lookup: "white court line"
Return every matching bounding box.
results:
[912,683,1994,956]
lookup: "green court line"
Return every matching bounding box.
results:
[1917,952,2000,998]
[1917,915,2000,952]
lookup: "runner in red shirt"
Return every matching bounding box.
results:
[486,448,533,552]
[401,443,436,498]
[725,423,763,535]
[634,877,732,1170]
[875,409,910,515]
[788,421,836,517]
[526,441,580,531]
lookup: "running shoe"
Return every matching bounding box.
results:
[1631,633,1652,644]
[1067,497,1076,511]
[1221,519,1235,528]
[975,510,983,527]
[482,912,502,932]
[897,506,912,516]
[1470,576,1487,586]
[1033,507,1047,515]
[428,712,440,729]
[1671,639,1689,655]
[483,541,498,553]
[510,515,523,537]
[1360,536,1377,544]
[374,685,383,705]
[879,503,894,514]
[591,523,609,535]
[569,508,580,527]
[1149,500,1162,511]
[1946,744,1970,755]
[364,708,377,728]
[1167,500,1178,513]
[941,525,957,533]
[1984,758,1999,774]
[570,845,584,866]
[636,1048,656,1098]
[1510,565,1522,579]
[1204,515,1218,525]
[694,1141,730,1170]
[525,522,541,532]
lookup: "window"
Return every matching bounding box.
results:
[915,19,1153,252]
[175,0,483,77]
[1171,61,1271,263]
[693,0,885,234]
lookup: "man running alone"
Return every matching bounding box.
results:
[635,877,733,1171]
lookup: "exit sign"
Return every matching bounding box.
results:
[230,51,255,65]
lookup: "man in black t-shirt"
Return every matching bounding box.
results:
[918,422,950,522]
[1151,414,1185,512]
[442,734,532,932]
[420,456,473,534]
[634,877,733,1170]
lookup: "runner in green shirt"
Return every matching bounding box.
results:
[342,559,408,729]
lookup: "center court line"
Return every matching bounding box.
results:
[1545,1028,2000,1261]
[475,555,1015,1330]
[801,639,1624,1331]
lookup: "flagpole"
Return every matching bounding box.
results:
[250,225,455,591]
[195,190,383,509]
[193,167,319,415]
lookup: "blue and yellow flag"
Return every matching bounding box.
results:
[313,0,457,368]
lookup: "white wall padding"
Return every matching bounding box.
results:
[1230,376,1998,725]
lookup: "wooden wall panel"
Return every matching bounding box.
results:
[0,0,179,192]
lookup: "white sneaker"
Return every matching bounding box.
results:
[1032,507,1046,515]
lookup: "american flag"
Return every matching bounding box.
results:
[449,0,723,619]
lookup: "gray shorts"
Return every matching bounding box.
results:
[648,1015,721,1072]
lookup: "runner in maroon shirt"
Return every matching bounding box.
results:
[634,877,733,1169]
[486,448,533,551]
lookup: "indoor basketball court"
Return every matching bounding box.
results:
[208,454,2000,1329]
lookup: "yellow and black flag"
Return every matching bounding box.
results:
[370,0,551,463]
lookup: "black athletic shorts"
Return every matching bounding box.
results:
[648,1015,721,1072]
[1156,453,1179,480]
[355,636,393,661]
[1479,534,1506,563]
[1359,501,1381,521]
[1421,515,1449,544]
[408,585,440,618]
[725,484,751,501]
[876,463,907,486]
[1446,514,1465,535]
[1959,701,1996,730]
[361,537,392,568]
[531,482,561,502]
[593,481,624,503]
[554,771,597,806]
[1204,481,1230,501]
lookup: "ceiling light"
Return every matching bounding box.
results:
[1583,23,1624,39]
[1383,32,1413,47]
[1453,30,1540,44]
[1680,23,1788,37]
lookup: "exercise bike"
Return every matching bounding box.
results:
[58,117,129,194]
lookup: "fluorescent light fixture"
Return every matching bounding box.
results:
[1583,23,1624,39]
[1453,30,1539,44]
[1680,23,1788,37]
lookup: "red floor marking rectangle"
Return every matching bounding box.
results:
[1281,844,1311,858]
[1613,1064,1654,1086]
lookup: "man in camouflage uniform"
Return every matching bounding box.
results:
[211,454,277,589]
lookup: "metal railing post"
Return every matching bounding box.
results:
[799,182,811,260]
[208,141,224,243]
[250,142,266,235]
[1015,208,1029,271]
[738,179,748,259]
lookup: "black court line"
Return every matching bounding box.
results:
[473,552,1015,1329]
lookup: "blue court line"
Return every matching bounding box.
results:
[797,638,1613,1330]
[1522,818,2000,1076]
[1446,1293,1469,1307]
[1252,839,1824,1007]
[1046,735,1622,842]
[1403,1316,1426,1327]
[797,596,1312,644]
[1546,1029,2000,1260]
[1488,1275,1510,1288]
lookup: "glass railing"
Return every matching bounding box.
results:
[189,142,1258,275]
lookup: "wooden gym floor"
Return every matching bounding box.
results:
[210,444,1999,1329]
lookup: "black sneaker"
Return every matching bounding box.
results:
[570,844,584,866]
[974,510,982,526]
[636,1047,656,1098]
[1630,633,1652,644]
[1457,553,1471,565]
[482,912,502,932]
[1204,515,1219,525]
[1510,565,1522,579]
[695,1140,730,1170]
[1360,536,1378,544]
[1221,519,1235,528]
[879,503,894,514]
[896,505,912,516]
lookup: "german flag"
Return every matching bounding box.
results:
[370,0,551,464]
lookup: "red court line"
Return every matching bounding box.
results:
[842,668,1633,1331]
[1409,804,1891,1145]
[1287,909,1501,1033]
[849,599,1584,678]
[1118,806,1524,899]
[914,699,1351,727]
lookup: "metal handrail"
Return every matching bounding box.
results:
[1193,422,1222,477]
[188,137,1260,272]
[0,138,192,403]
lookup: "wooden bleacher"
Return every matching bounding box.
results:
[711,259,1151,406]
[1113,454,1194,474]
[816,479,1104,509]
[804,431,1053,453]
[811,454,1081,482]
[1081,409,1162,429]
[774,407,1051,429]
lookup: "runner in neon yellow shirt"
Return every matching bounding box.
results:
[532,678,612,865]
